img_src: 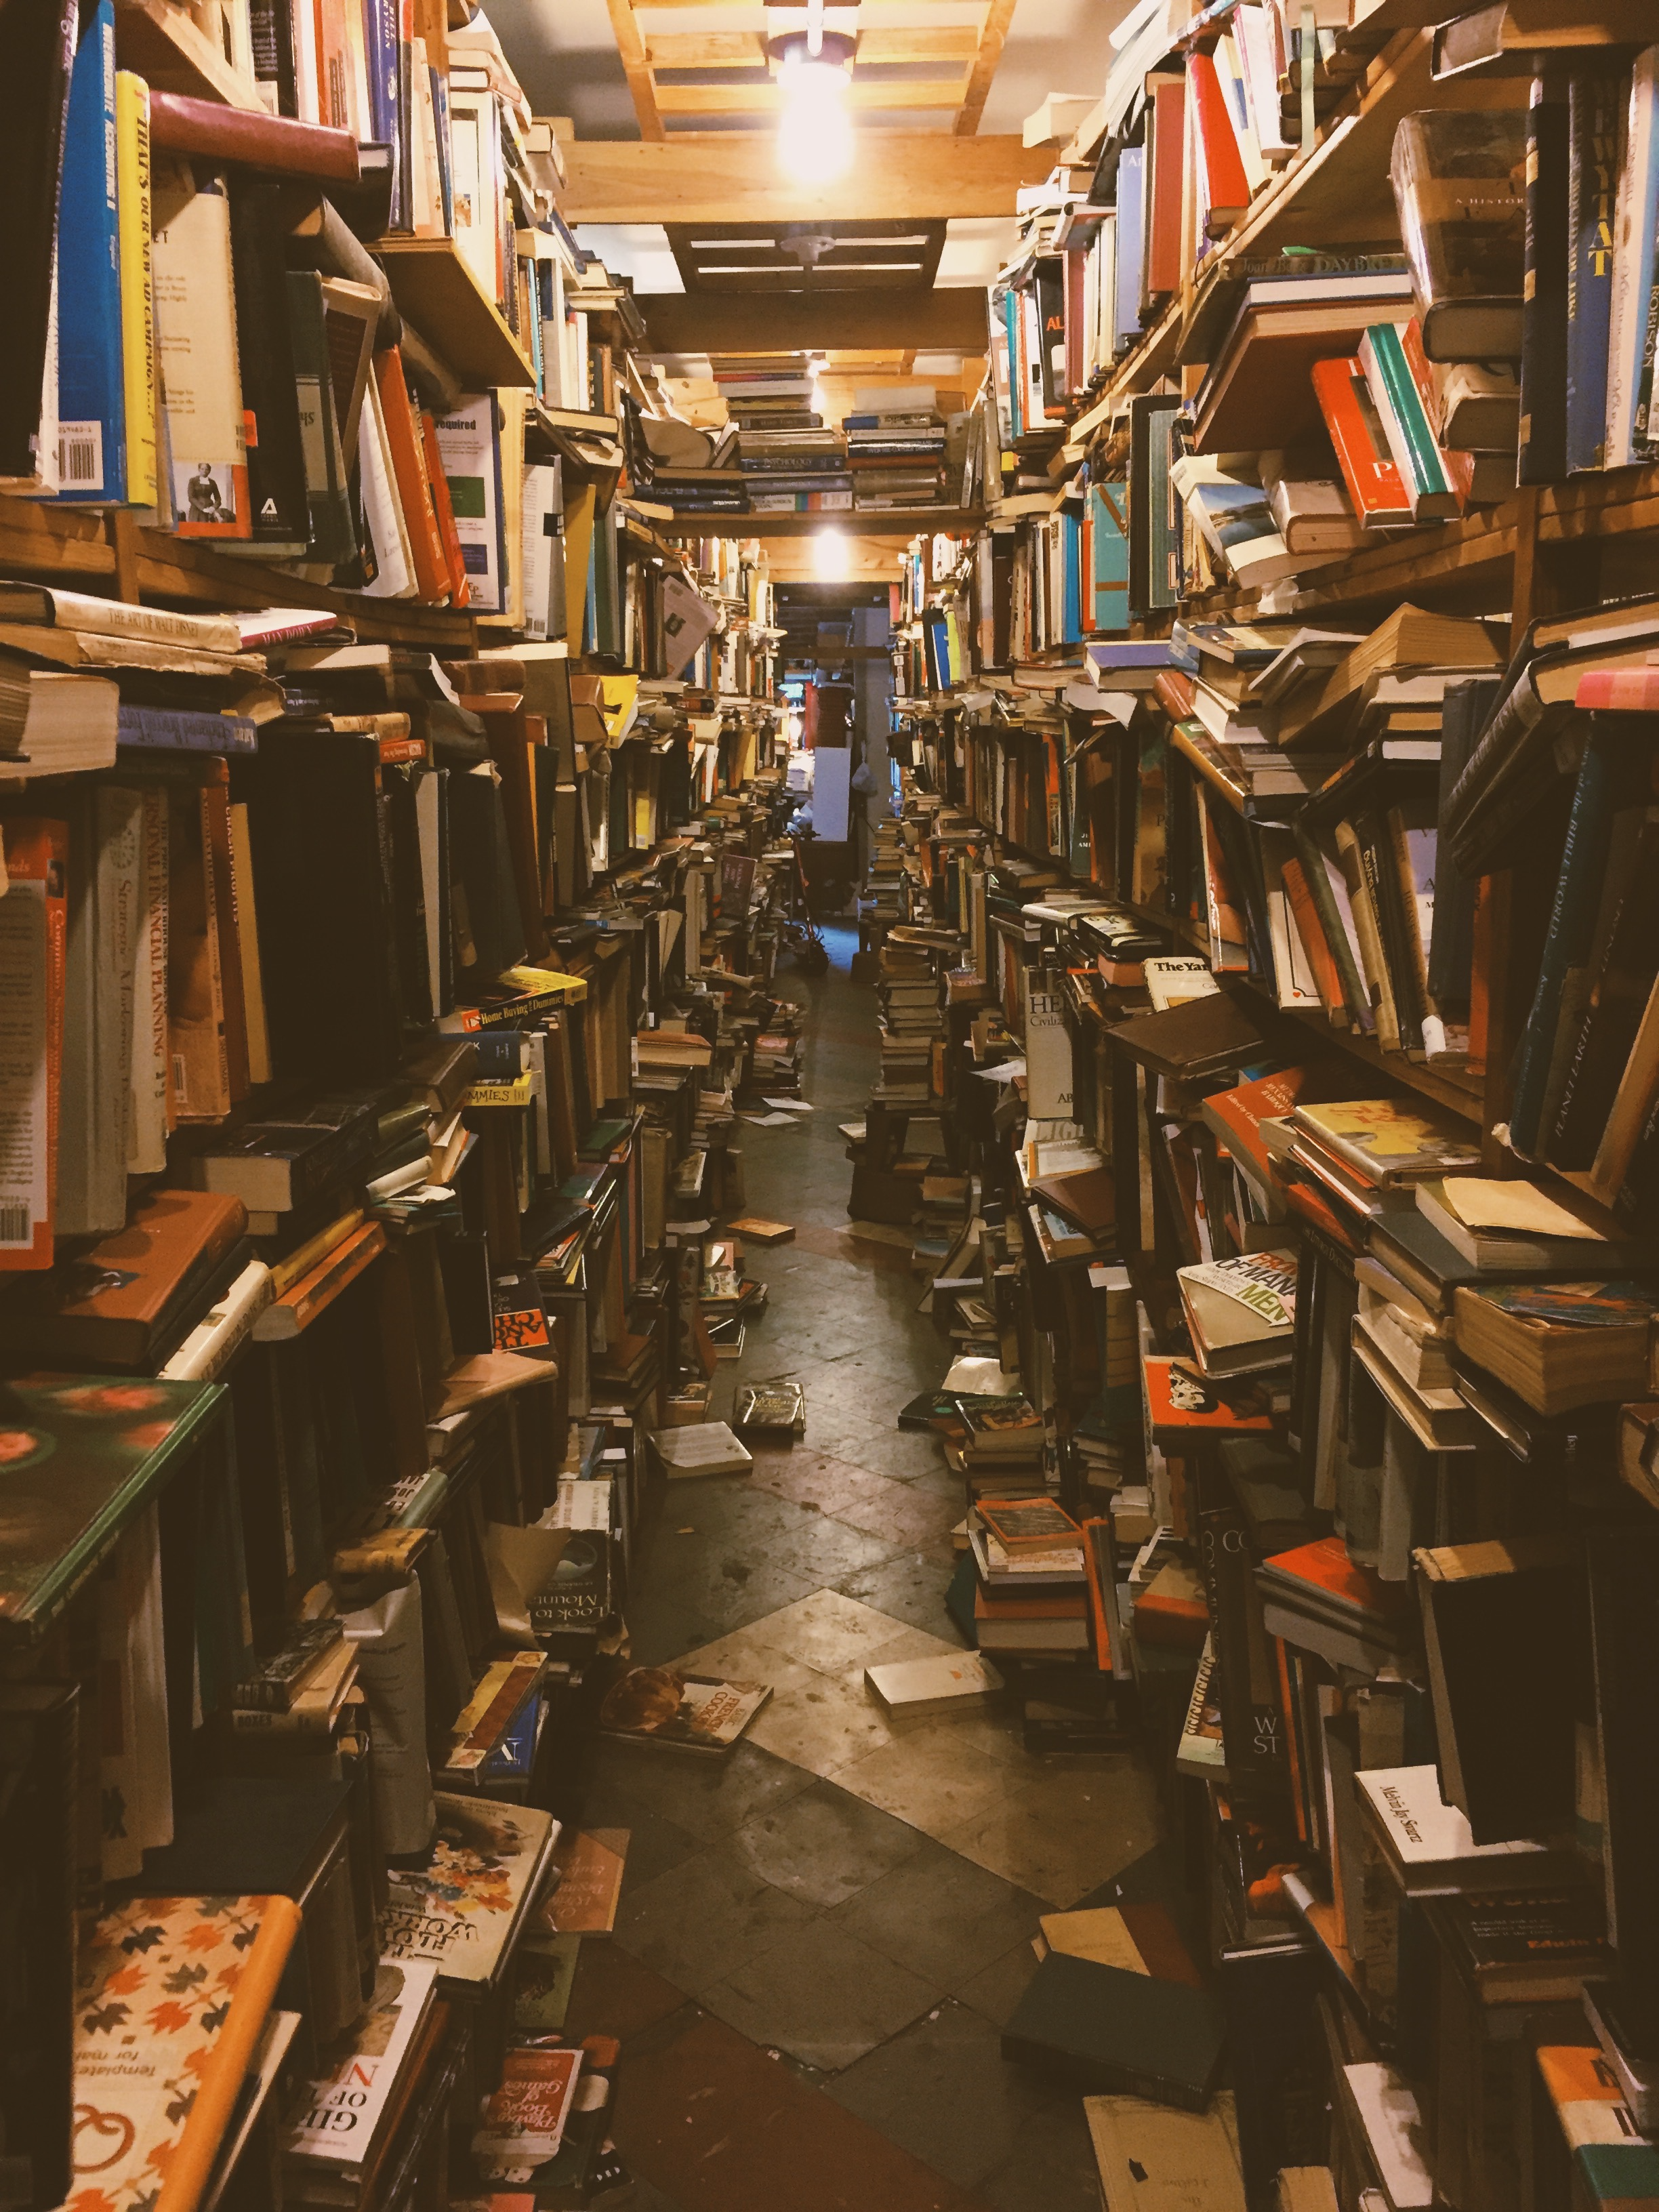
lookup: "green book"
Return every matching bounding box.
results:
[1359,321,1454,516]
[0,1375,226,1645]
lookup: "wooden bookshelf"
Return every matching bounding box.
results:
[115,0,266,109]
[680,506,986,539]
[370,237,537,390]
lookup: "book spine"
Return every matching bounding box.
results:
[1519,68,1570,485]
[1282,854,1349,1023]
[117,703,258,751]
[54,1,127,504]
[1567,75,1619,473]
[1507,720,1619,1157]
[1334,819,1400,1052]
[1294,815,1372,1031]
[1360,323,1450,512]
[1310,354,1410,525]
[1605,49,1659,468]
[114,73,157,508]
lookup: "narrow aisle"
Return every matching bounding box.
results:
[562,932,1163,2212]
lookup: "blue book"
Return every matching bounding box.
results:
[1086,485,1130,634]
[1112,149,1146,360]
[117,705,259,754]
[54,0,126,504]
[1565,75,1617,473]
[478,1692,541,1782]
[1059,512,1082,644]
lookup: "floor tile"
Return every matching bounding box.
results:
[939,1761,1162,1909]
[729,1775,930,1907]
[951,1938,1044,2030]
[698,1917,938,2071]
[743,1670,902,1777]
[976,2104,1104,2212]
[825,1999,1052,2188]
[832,1725,1015,1837]
[611,1843,816,1996]
[586,1738,819,1844]
[827,1841,1046,1989]
[836,1549,970,1641]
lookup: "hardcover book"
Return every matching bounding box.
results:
[383,1795,558,1990]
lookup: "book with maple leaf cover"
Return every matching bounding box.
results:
[68,1893,300,2212]
[382,1794,559,1992]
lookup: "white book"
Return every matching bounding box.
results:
[283,1959,441,2171]
[161,1258,276,1382]
[1355,1764,1561,1891]
[1340,2064,1433,2210]
[651,1422,752,1478]
[864,1651,1004,1717]
[434,394,504,613]
[520,460,558,640]
[360,371,417,600]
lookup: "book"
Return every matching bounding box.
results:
[150,161,249,537]
[0,0,74,482]
[382,1794,558,1990]
[232,1618,345,1713]
[0,1680,77,2211]
[977,1498,1081,1552]
[649,1422,752,1478]
[1355,1764,1583,1894]
[54,0,126,506]
[1177,1251,1298,1376]
[1450,1279,1656,1414]
[1083,2094,1246,2211]
[863,1651,1004,1717]
[1141,1357,1277,1439]
[1390,108,1528,361]
[537,1827,628,1936]
[0,1187,248,1367]
[1291,1099,1480,1188]
[282,1957,440,2175]
[1309,355,1411,529]
[72,1895,301,2212]
[1002,1951,1226,2112]
[472,2045,585,2181]
[1518,67,1570,485]
[597,1668,771,1754]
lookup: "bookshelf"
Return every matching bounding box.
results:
[669,507,989,538]
[114,0,266,108]
[371,236,539,390]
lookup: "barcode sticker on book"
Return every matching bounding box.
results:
[0,1204,31,1246]
[57,421,103,491]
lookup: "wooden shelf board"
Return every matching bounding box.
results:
[672,507,985,540]
[370,238,535,391]
[115,0,266,108]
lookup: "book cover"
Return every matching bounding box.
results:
[597,1668,771,1753]
[54,0,125,504]
[112,73,157,509]
[150,161,249,537]
[0,818,67,1271]
[383,1795,556,1988]
[1,1186,249,1366]
[70,1893,301,2212]
[1142,1357,1276,1438]
[1309,355,1411,527]
[537,1827,628,1936]
[283,1957,440,2172]
[1518,68,1570,484]
[1566,75,1618,474]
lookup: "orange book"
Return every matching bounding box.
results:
[1145,77,1187,299]
[1132,1561,1210,1650]
[1187,50,1250,234]
[0,818,67,1269]
[1081,1517,1115,1673]
[373,348,450,602]
[420,409,472,608]
[1281,855,1349,1024]
[198,762,250,1104]
[1311,354,1412,526]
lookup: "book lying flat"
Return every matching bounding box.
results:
[1002,1951,1226,2112]
[1355,1764,1584,1895]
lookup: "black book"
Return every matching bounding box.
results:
[448,764,527,985]
[529,1532,614,1650]
[243,727,405,1082]
[0,1681,77,2212]
[1416,1534,1588,1843]
[1197,1488,1288,1782]
[287,268,357,569]
[0,0,73,478]
[1587,1523,1659,1992]
[1356,805,1425,1057]
[1427,676,1501,1020]
[227,176,309,554]
[1517,66,1570,484]
[1001,1951,1225,2111]
[247,0,298,117]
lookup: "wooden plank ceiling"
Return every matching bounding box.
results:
[615,0,1017,140]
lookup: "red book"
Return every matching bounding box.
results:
[1260,1535,1410,1626]
[1145,76,1187,299]
[1281,858,1349,1024]
[0,819,66,1269]
[1187,51,1250,237]
[1142,1355,1277,1439]
[1311,354,1412,525]
[1574,669,1659,712]
[1200,1062,1347,1187]
[146,91,359,184]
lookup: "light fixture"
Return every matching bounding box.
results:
[772,22,855,185]
[813,527,853,580]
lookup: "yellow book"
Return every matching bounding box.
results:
[114,72,157,508]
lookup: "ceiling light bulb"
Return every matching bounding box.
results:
[777,54,853,184]
[813,527,851,580]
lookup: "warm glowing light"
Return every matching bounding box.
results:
[776,53,853,184]
[812,527,852,580]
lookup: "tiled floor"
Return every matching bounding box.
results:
[566,930,1158,2211]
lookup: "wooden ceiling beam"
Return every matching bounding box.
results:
[636,287,989,351]
[562,131,1050,220]
[655,77,967,112]
[605,0,665,139]
[644,25,979,66]
[954,0,1015,134]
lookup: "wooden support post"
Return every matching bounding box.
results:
[109,509,143,605]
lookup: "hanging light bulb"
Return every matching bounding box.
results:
[774,30,855,184]
[813,527,852,580]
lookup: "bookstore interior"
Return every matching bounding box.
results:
[7,0,1659,2205]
